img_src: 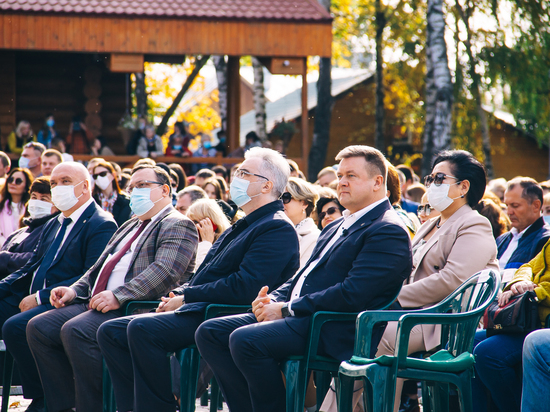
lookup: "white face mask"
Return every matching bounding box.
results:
[28,199,53,219]
[95,175,112,191]
[51,181,85,211]
[427,183,464,212]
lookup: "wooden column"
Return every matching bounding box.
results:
[227,56,241,153]
[301,57,309,173]
[0,52,16,148]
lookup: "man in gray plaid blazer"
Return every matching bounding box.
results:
[26,164,199,412]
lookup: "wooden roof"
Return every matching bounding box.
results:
[0,0,332,57]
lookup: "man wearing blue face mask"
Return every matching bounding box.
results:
[0,161,117,412]
[96,147,299,412]
[26,164,199,412]
[19,142,46,179]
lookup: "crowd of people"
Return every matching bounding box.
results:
[0,139,549,412]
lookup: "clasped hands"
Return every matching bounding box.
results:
[498,280,536,307]
[50,287,121,313]
[252,286,284,322]
[156,292,184,313]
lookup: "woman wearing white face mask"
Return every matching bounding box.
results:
[0,176,60,279]
[92,161,132,226]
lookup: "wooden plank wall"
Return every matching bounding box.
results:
[0,14,332,57]
[0,51,16,149]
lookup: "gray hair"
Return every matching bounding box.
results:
[507,177,543,206]
[177,186,208,203]
[245,147,290,198]
[55,161,92,187]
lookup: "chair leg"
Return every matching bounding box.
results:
[1,350,14,412]
[283,360,308,412]
[337,374,356,412]
[314,371,332,409]
[209,377,220,412]
[431,382,450,412]
[102,360,116,412]
[457,373,474,412]
[178,348,201,412]
[420,380,432,412]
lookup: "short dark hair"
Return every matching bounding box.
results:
[396,165,414,182]
[335,145,387,183]
[24,142,46,155]
[169,163,187,191]
[131,164,171,194]
[212,165,228,180]
[177,186,208,203]
[507,177,543,207]
[432,150,486,208]
[30,176,52,195]
[196,169,216,179]
[315,192,345,230]
[43,149,63,163]
[0,151,10,168]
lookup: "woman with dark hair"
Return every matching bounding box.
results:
[0,177,60,279]
[474,198,510,239]
[202,178,223,200]
[315,188,345,230]
[386,163,418,237]
[92,161,132,226]
[0,168,33,247]
[165,122,192,157]
[169,163,187,192]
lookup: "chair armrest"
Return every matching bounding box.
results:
[204,304,251,320]
[305,311,359,361]
[123,300,161,315]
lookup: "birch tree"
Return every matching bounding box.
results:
[213,56,228,133]
[252,57,267,140]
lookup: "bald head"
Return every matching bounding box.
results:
[50,162,92,217]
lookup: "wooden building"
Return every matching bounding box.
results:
[0,0,332,169]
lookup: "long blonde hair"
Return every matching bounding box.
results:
[187,199,231,241]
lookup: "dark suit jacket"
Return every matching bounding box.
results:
[93,192,132,227]
[175,200,300,315]
[71,207,198,305]
[0,201,117,305]
[497,217,550,270]
[270,199,412,361]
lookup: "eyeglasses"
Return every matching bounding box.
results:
[418,204,435,215]
[127,180,164,194]
[171,183,178,189]
[7,177,24,185]
[92,171,109,180]
[233,169,269,181]
[424,172,460,187]
[319,206,340,221]
[281,192,292,204]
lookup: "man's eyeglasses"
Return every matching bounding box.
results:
[424,172,460,187]
[92,171,109,180]
[233,169,269,181]
[418,204,435,215]
[7,177,24,185]
[281,192,292,204]
[319,206,339,221]
[127,181,164,194]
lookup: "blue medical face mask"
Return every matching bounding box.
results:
[46,119,55,128]
[229,177,263,208]
[172,145,182,150]
[130,187,163,216]
[544,216,550,225]
[203,141,212,149]
[19,156,37,169]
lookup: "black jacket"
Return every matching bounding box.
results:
[94,192,132,227]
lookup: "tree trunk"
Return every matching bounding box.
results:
[421,0,454,177]
[134,72,147,118]
[252,57,267,140]
[374,0,387,153]
[456,0,494,178]
[308,57,333,182]
[213,56,228,133]
[156,55,211,136]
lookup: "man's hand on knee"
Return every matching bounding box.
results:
[19,294,38,312]
[89,291,120,313]
[50,287,77,308]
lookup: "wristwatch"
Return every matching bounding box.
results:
[281,303,291,318]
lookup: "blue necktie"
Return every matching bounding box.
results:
[31,217,72,293]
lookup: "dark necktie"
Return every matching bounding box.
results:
[91,219,150,297]
[31,217,72,293]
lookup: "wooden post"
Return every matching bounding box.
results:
[227,56,241,153]
[301,58,309,174]
[0,52,16,148]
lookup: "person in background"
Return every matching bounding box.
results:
[281,177,320,269]
[214,130,227,157]
[66,116,94,155]
[487,177,507,202]
[37,114,58,148]
[119,173,131,192]
[244,131,262,153]
[542,193,550,224]
[386,163,417,237]
[0,168,33,247]
[0,177,59,279]
[51,138,74,162]
[127,116,147,155]
[92,161,132,227]
[316,167,338,188]
[137,125,164,159]
[110,162,123,185]
[7,121,36,155]
[166,122,192,157]
[315,188,345,230]
[406,182,427,204]
[91,136,115,157]
[540,180,550,196]
[287,159,302,178]
[192,134,217,174]
[474,198,510,239]
[186,198,231,267]
[169,163,187,192]
[41,149,63,177]
[212,165,229,182]
[396,165,420,214]
[20,142,45,179]
[0,152,11,187]
[202,178,223,200]
[215,176,230,202]
[175,186,208,215]
[417,193,440,225]
[194,168,216,187]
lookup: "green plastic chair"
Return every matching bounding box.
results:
[338,270,500,412]
[0,340,15,412]
[281,286,402,412]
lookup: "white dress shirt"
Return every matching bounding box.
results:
[286,197,388,315]
[498,225,531,270]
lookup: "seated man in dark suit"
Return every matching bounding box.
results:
[0,162,118,412]
[96,147,300,412]
[195,145,413,412]
[26,164,199,412]
[497,177,550,282]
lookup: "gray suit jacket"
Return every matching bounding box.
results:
[71,207,198,305]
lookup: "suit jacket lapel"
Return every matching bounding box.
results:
[306,220,342,263]
[51,203,95,266]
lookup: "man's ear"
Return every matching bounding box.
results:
[262,180,274,194]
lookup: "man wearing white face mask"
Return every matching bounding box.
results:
[19,142,46,179]
[0,162,117,412]
[27,164,199,412]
